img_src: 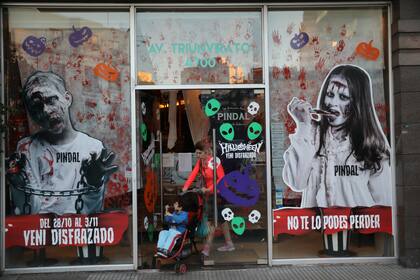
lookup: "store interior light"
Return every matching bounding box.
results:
[159,100,185,109]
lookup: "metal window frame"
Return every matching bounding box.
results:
[1,6,5,275]
[0,1,397,274]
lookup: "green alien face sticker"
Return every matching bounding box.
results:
[140,123,147,142]
[247,122,262,140]
[147,222,154,242]
[231,216,246,235]
[219,123,234,141]
[204,98,221,117]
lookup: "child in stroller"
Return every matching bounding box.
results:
[156,197,188,257]
[154,190,203,273]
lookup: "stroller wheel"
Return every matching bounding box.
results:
[179,263,187,274]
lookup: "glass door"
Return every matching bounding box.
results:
[136,89,267,269]
[202,89,267,265]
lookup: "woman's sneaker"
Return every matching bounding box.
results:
[201,245,210,257]
[217,243,235,252]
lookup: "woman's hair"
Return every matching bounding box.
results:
[316,65,390,172]
[195,138,212,152]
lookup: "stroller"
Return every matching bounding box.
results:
[152,190,203,274]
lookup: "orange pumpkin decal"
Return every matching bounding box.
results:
[93,63,119,82]
[355,40,380,61]
[144,170,158,213]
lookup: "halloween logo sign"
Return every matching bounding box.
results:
[218,140,263,159]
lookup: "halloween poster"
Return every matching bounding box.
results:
[269,8,394,257]
[4,10,131,267]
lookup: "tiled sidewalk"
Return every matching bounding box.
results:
[2,263,420,280]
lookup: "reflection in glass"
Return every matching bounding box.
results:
[136,11,263,85]
[4,7,132,268]
[268,8,393,259]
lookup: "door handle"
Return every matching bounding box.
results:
[212,128,218,228]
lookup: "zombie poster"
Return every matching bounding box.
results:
[269,8,393,257]
[5,11,131,266]
[275,65,392,244]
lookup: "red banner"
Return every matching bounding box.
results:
[273,207,392,236]
[5,211,129,249]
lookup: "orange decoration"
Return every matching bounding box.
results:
[144,170,158,213]
[93,63,119,82]
[355,40,380,61]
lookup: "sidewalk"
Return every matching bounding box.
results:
[1,263,420,280]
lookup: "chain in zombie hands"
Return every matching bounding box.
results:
[12,166,101,214]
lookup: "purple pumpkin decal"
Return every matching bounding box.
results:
[22,36,46,57]
[69,25,92,48]
[217,165,260,207]
[290,32,309,49]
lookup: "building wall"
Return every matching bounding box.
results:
[393,0,420,268]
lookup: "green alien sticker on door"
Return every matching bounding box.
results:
[140,123,148,142]
[231,216,246,235]
[219,123,235,141]
[204,98,221,117]
[247,122,262,140]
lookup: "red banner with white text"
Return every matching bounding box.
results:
[5,211,129,249]
[273,207,392,236]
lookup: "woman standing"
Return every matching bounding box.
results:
[183,139,235,257]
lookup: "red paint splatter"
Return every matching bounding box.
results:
[272,30,281,45]
[283,66,291,80]
[82,79,91,87]
[18,139,32,153]
[311,36,319,45]
[107,110,117,122]
[347,52,356,62]
[287,23,294,35]
[284,113,296,134]
[298,68,307,90]
[76,112,84,122]
[315,57,326,72]
[42,152,54,176]
[272,66,281,80]
[340,24,347,37]
[314,46,320,58]
[106,172,129,198]
[86,112,95,120]
[336,40,345,52]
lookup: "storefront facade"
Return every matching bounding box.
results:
[2,0,415,274]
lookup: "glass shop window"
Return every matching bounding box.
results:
[3,7,132,268]
[136,10,263,85]
[268,7,394,259]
